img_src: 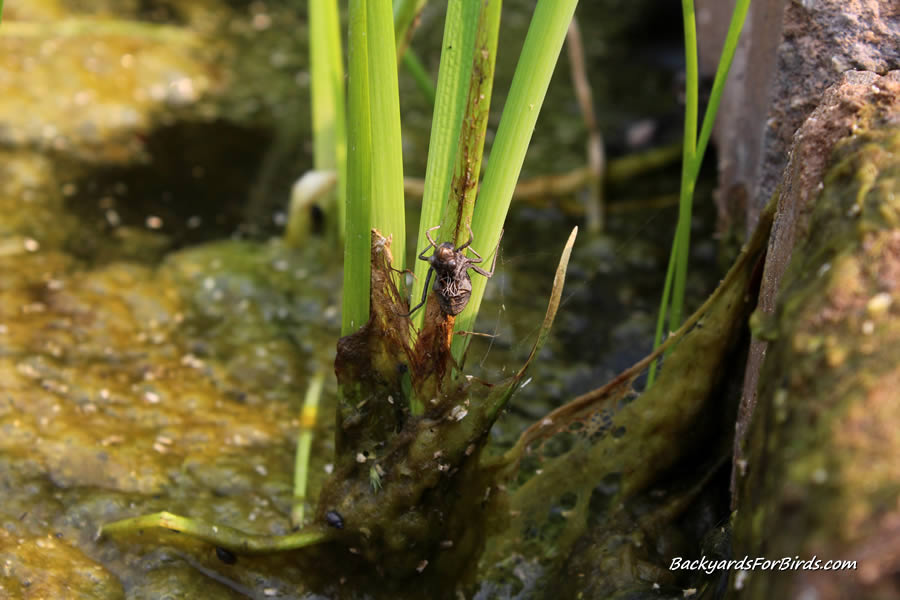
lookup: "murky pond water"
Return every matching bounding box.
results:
[0,1,723,598]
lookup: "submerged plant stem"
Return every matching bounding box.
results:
[292,371,325,526]
[402,50,436,106]
[403,144,681,198]
[101,512,331,553]
[566,17,605,233]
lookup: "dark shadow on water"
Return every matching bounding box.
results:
[62,120,273,264]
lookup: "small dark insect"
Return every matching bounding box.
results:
[402,225,502,317]
[215,546,237,565]
[325,509,345,529]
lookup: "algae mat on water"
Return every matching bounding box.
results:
[0,239,344,598]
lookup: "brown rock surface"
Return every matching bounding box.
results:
[712,0,899,237]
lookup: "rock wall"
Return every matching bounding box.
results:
[730,70,900,600]
[709,0,899,236]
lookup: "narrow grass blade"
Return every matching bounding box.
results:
[452,0,579,362]
[649,0,750,382]
[647,225,678,385]
[487,227,578,421]
[693,0,751,180]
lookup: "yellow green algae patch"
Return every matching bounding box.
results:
[0,0,317,265]
[0,237,341,597]
[733,124,900,599]
[0,530,124,598]
[0,17,214,166]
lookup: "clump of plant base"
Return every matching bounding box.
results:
[102,227,577,580]
[320,230,529,576]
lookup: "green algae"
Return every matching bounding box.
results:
[0,234,341,597]
[549,461,730,600]
[467,198,774,597]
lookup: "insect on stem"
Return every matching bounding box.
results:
[401,225,503,317]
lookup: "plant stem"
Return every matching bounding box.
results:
[410,0,481,331]
[342,0,374,335]
[307,0,347,239]
[101,512,331,552]
[669,0,699,335]
[649,0,751,384]
[452,0,579,362]
[442,0,502,250]
[367,0,407,279]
